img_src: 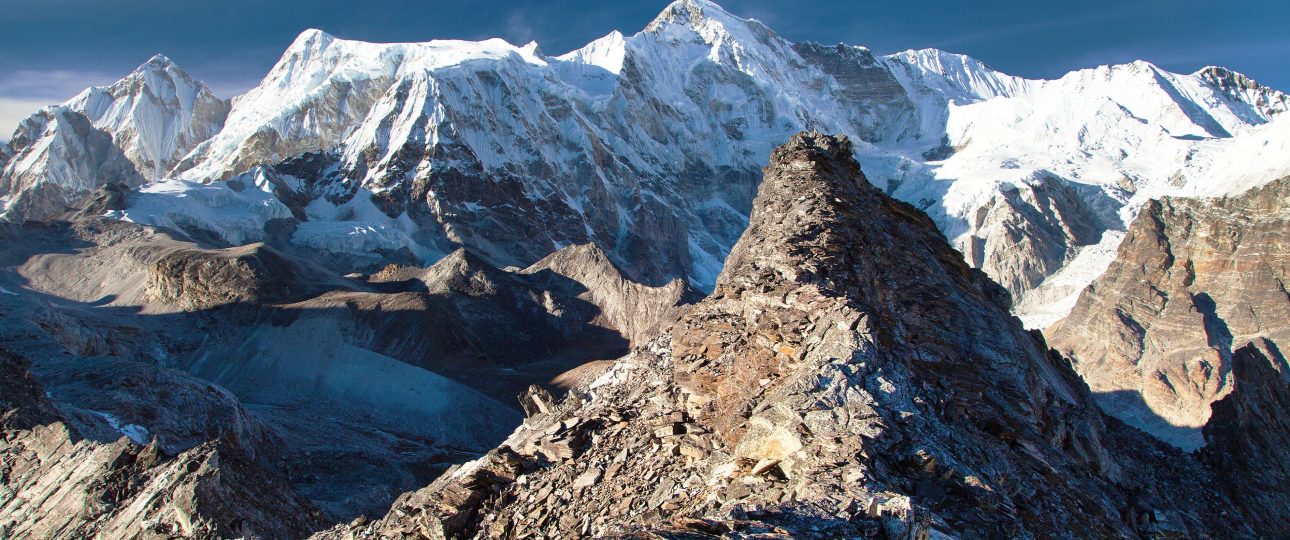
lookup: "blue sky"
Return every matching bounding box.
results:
[1,0,1286,139]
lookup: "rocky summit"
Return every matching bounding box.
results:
[316,133,1273,539]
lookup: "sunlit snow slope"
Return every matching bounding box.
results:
[8,0,1290,326]
[0,55,228,220]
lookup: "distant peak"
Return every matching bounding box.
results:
[890,48,991,70]
[557,30,627,74]
[289,28,336,50]
[146,53,174,66]
[647,0,739,31]
[118,53,202,89]
[1131,59,1159,70]
[131,53,183,76]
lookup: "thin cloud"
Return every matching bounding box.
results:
[0,69,121,101]
[504,9,539,46]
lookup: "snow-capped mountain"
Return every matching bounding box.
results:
[0,106,143,220]
[0,55,227,220]
[8,0,1290,326]
[68,54,230,179]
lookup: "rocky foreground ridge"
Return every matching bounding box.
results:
[317,133,1282,539]
[0,348,324,538]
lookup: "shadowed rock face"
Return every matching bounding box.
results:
[323,133,1246,539]
[521,243,698,344]
[1047,177,1290,450]
[0,206,694,522]
[966,173,1122,303]
[0,349,325,539]
[1202,342,1290,539]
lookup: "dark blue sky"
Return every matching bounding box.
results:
[1,0,1286,137]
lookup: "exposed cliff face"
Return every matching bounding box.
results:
[963,173,1122,306]
[1047,176,1290,450]
[0,348,325,539]
[323,133,1244,539]
[1201,342,1290,539]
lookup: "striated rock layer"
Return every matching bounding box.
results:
[0,348,325,539]
[320,133,1257,539]
[1047,176,1290,450]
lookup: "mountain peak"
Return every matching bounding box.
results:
[646,0,742,32]
[1196,65,1269,91]
[118,53,207,91]
[287,28,337,53]
[119,53,188,81]
[717,131,872,291]
[556,30,626,73]
[144,53,175,68]
[519,40,543,57]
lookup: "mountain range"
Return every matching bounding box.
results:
[1,0,1288,537]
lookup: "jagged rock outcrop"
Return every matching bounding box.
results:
[322,133,1247,539]
[0,56,227,221]
[1047,176,1290,450]
[521,244,697,344]
[0,348,325,539]
[1200,342,1290,539]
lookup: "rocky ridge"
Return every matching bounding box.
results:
[321,133,1256,539]
[0,348,324,539]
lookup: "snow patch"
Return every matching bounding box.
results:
[92,410,151,446]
